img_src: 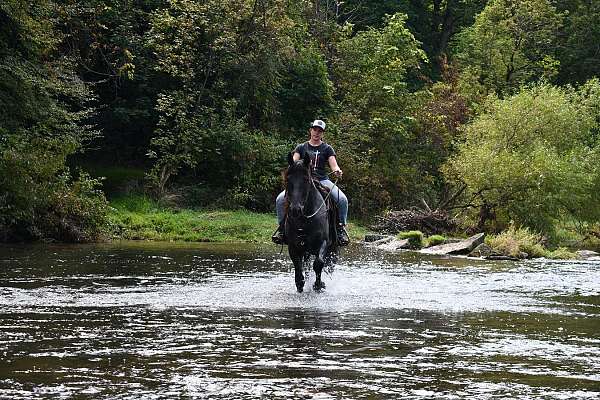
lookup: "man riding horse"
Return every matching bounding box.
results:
[272,119,349,246]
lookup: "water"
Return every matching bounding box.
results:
[0,242,598,399]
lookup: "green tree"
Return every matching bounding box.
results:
[145,0,310,208]
[338,0,487,78]
[555,0,600,85]
[443,83,600,236]
[0,0,108,241]
[455,0,563,95]
[331,13,428,213]
[58,0,166,164]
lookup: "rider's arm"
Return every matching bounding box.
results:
[293,152,301,161]
[328,156,343,177]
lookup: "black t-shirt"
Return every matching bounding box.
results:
[294,142,336,180]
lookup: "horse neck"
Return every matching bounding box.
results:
[304,181,322,212]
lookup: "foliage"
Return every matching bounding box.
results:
[331,13,428,214]
[455,0,563,95]
[397,230,425,248]
[3,0,600,246]
[339,0,487,77]
[147,100,288,209]
[145,0,315,208]
[410,60,474,206]
[555,0,600,85]
[425,234,446,247]
[56,0,165,163]
[486,225,546,258]
[0,135,108,241]
[547,247,579,260]
[443,83,600,237]
[0,0,109,242]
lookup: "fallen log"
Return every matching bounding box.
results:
[372,208,457,235]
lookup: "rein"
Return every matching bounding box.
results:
[304,178,338,219]
[285,163,339,221]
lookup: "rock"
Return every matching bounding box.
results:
[421,233,485,255]
[468,243,496,257]
[364,234,390,242]
[366,236,394,245]
[376,238,411,251]
[576,250,599,259]
[518,251,529,259]
[484,254,520,261]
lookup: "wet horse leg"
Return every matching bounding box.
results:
[290,251,305,293]
[313,240,328,291]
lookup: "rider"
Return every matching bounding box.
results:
[272,119,349,246]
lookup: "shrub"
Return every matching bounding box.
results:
[426,234,446,247]
[0,135,109,242]
[397,230,425,248]
[443,83,600,237]
[547,247,579,260]
[487,225,546,258]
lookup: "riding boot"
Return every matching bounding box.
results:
[337,223,349,246]
[271,223,286,245]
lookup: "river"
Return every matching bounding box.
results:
[0,242,598,399]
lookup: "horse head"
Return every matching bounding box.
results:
[286,151,312,219]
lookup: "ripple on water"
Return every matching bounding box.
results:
[0,243,598,399]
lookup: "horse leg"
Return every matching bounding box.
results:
[313,241,328,291]
[291,254,305,293]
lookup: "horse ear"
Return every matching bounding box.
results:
[302,151,311,168]
[287,151,294,166]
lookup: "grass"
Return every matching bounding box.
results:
[486,226,546,258]
[486,225,579,259]
[547,247,580,260]
[396,230,424,248]
[425,234,446,247]
[394,231,448,249]
[108,194,367,243]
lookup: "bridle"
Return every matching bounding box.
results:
[285,162,338,221]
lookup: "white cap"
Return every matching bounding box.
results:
[311,119,326,130]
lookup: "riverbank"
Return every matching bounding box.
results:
[108,195,368,243]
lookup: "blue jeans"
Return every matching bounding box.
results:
[276,179,348,225]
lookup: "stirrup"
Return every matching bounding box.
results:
[337,225,349,246]
[271,227,285,245]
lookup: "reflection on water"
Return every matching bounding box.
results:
[0,242,598,399]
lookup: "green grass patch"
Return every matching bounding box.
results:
[397,230,425,248]
[424,234,446,247]
[109,194,367,243]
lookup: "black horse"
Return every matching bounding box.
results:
[284,152,338,292]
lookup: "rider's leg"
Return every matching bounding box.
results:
[319,180,348,224]
[272,190,286,244]
[319,180,349,245]
[275,190,286,225]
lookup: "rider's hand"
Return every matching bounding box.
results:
[334,169,343,178]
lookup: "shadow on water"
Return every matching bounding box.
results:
[0,241,599,399]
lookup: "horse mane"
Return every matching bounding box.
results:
[283,159,313,186]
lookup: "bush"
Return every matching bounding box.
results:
[486,225,546,258]
[426,234,446,247]
[547,247,579,260]
[397,230,425,248]
[443,83,600,237]
[0,142,109,242]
